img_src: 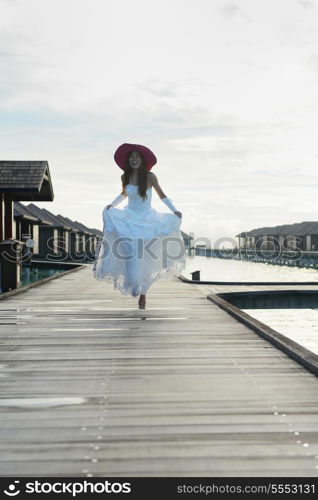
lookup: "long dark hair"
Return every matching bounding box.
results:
[122,152,149,201]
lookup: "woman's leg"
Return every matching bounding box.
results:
[138,294,146,309]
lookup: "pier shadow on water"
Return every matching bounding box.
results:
[218,290,318,309]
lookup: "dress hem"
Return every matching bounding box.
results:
[93,262,186,296]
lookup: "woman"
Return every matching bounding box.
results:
[93,143,186,309]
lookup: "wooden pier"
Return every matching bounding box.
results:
[0,266,318,477]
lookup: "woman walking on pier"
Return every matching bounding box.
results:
[93,143,186,309]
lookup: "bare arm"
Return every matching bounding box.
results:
[150,172,182,218]
[106,174,128,210]
[120,173,128,196]
[150,172,167,199]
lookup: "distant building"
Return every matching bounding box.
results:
[13,203,103,262]
[180,231,193,250]
[54,214,82,258]
[22,205,102,262]
[61,217,95,258]
[0,161,54,291]
[14,201,41,255]
[236,222,318,252]
[24,204,60,259]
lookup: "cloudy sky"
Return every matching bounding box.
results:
[1,0,318,245]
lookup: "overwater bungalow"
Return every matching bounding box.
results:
[64,218,95,259]
[39,207,73,260]
[55,215,87,260]
[237,222,318,252]
[236,222,318,267]
[181,230,193,251]
[53,214,81,259]
[0,161,54,291]
[52,216,100,261]
[73,221,97,257]
[14,201,41,254]
[25,203,61,261]
[86,227,103,254]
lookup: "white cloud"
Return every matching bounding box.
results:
[1,0,318,241]
[297,0,315,9]
[220,3,251,21]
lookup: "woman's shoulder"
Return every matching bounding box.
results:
[147,171,158,185]
[147,171,157,180]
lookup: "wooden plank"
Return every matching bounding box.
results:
[0,266,317,477]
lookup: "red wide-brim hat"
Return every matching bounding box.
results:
[114,143,157,171]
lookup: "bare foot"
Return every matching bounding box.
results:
[138,294,146,309]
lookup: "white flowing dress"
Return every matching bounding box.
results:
[93,184,186,296]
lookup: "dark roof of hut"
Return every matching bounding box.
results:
[298,221,318,234]
[60,217,92,235]
[55,216,101,236]
[0,161,54,201]
[87,227,103,237]
[14,201,40,222]
[181,230,193,241]
[14,201,103,238]
[26,203,55,225]
[40,208,73,230]
[237,221,318,237]
[73,220,95,235]
[55,215,81,232]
